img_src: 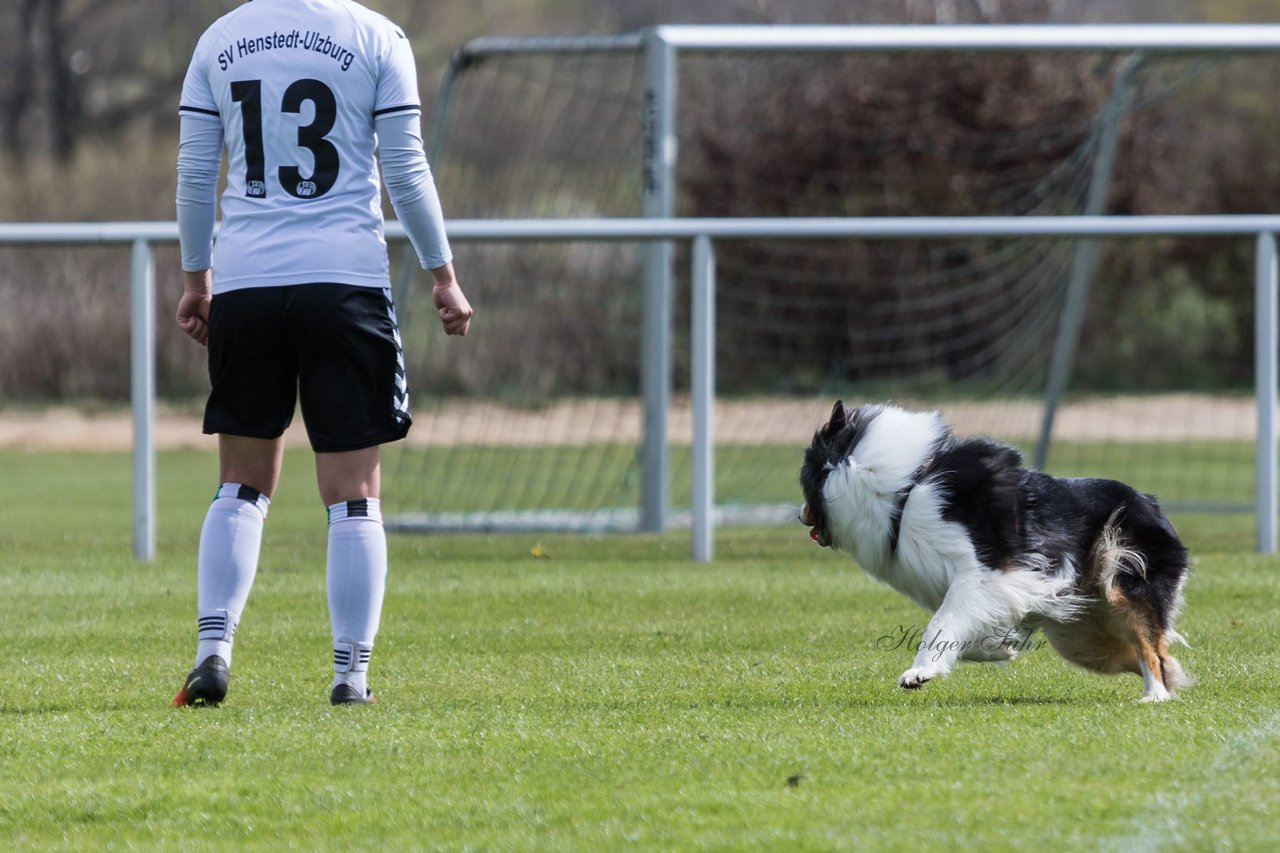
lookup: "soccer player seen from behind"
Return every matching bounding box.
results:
[172,0,472,707]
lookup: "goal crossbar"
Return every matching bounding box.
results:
[457,24,1280,57]
[650,23,1280,52]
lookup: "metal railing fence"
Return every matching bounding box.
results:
[1,215,1277,560]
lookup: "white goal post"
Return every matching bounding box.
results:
[1,214,1278,561]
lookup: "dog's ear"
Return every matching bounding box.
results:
[829,400,847,428]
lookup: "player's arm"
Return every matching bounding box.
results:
[175,110,222,345]
[377,110,472,336]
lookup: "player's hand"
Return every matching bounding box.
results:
[433,280,473,337]
[177,270,213,346]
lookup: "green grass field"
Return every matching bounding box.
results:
[2,448,1279,849]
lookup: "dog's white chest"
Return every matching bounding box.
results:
[854,484,969,612]
[860,544,956,612]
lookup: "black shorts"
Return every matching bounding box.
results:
[203,284,411,453]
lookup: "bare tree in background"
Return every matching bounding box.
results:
[0,0,226,161]
[0,0,1221,162]
[3,0,45,157]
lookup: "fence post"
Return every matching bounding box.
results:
[1256,232,1278,553]
[130,239,156,561]
[691,235,716,562]
[640,29,677,532]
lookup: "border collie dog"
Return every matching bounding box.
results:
[799,401,1191,701]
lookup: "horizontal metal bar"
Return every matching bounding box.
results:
[458,33,645,59]
[438,215,1280,241]
[444,25,1280,60]
[652,23,1280,52]
[5,216,1280,247]
[0,222,183,244]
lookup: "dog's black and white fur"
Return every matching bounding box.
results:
[800,401,1191,701]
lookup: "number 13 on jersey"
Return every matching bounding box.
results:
[231,78,339,199]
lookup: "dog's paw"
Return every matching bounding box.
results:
[898,667,937,689]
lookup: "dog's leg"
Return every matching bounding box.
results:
[1093,499,1192,701]
[1135,637,1172,702]
[899,570,1003,689]
[1138,624,1196,701]
[1112,589,1175,702]
[961,616,1038,663]
[960,644,1017,663]
[1099,567,1181,702]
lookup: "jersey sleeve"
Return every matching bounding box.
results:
[377,111,452,270]
[176,114,224,272]
[372,24,421,119]
[178,34,220,121]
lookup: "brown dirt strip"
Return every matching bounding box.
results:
[0,394,1257,451]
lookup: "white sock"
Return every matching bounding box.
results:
[195,483,269,668]
[332,639,374,696]
[327,498,386,691]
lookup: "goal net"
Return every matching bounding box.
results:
[384,33,1271,533]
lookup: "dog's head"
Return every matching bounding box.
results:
[800,400,878,548]
[800,400,951,552]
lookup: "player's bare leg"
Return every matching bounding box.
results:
[219,434,285,497]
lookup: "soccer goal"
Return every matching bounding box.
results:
[383,25,1280,543]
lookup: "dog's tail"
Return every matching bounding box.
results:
[1160,653,1195,692]
[1092,513,1149,599]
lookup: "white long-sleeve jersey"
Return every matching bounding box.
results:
[177,0,451,294]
